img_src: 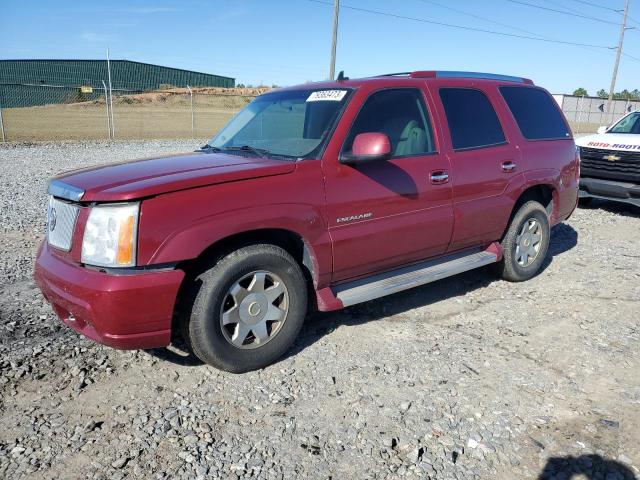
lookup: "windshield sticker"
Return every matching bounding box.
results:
[306,90,347,102]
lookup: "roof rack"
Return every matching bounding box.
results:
[374,70,533,85]
[377,72,413,77]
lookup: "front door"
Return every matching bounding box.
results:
[322,87,454,282]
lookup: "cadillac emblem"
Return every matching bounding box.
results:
[49,207,57,232]
[603,154,621,162]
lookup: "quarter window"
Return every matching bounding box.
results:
[500,86,570,140]
[343,89,436,157]
[439,88,506,150]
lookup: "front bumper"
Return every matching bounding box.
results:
[579,176,640,207]
[34,242,185,350]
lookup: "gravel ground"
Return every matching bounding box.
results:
[1,140,639,480]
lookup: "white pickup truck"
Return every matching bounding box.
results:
[575,110,640,207]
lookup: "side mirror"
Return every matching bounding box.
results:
[340,132,392,165]
[597,126,608,134]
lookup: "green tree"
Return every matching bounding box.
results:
[572,87,588,96]
[597,89,608,98]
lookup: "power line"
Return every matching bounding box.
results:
[540,0,591,17]
[417,0,553,40]
[308,0,615,50]
[416,0,625,59]
[566,0,624,13]
[622,51,640,62]
[506,0,620,25]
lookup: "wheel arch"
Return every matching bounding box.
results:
[179,228,318,286]
[503,183,557,238]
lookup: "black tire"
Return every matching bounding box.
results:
[496,200,550,282]
[185,244,307,373]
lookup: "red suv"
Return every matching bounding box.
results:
[35,71,579,372]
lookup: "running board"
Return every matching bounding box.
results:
[333,247,499,307]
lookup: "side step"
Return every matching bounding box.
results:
[333,246,499,307]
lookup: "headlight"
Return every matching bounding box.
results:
[81,203,139,267]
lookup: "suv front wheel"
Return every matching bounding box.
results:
[185,244,308,373]
[496,200,550,282]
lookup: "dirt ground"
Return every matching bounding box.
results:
[1,92,254,141]
[0,141,638,479]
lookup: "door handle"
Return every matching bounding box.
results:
[430,171,449,184]
[501,161,517,172]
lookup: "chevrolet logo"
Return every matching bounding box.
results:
[603,154,621,162]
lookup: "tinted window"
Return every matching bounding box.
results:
[343,89,436,157]
[500,86,570,140]
[439,88,506,150]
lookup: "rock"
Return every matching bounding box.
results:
[184,435,198,445]
[11,446,26,456]
[111,457,129,469]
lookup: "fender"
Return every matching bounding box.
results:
[521,168,573,224]
[139,201,333,288]
[135,160,333,286]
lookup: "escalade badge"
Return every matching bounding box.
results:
[603,154,621,162]
[336,212,373,224]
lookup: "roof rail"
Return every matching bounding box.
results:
[417,71,533,84]
[374,70,533,84]
[377,72,413,77]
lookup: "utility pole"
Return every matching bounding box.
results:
[607,0,630,115]
[329,0,340,80]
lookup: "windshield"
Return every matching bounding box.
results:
[208,88,350,158]
[608,112,640,134]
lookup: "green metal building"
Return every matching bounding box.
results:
[0,59,235,108]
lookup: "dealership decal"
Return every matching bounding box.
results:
[587,141,640,150]
[307,90,347,102]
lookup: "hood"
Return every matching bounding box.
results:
[53,151,296,202]
[575,132,640,151]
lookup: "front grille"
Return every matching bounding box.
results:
[579,147,640,182]
[47,197,79,251]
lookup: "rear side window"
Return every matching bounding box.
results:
[500,86,570,140]
[439,88,506,150]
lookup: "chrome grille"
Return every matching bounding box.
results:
[47,197,79,251]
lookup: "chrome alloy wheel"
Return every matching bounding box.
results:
[220,271,289,349]
[515,218,543,267]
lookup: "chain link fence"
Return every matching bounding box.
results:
[0,83,266,142]
[3,83,639,142]
[554,94,640,135]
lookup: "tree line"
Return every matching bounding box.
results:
[572,87,640,100]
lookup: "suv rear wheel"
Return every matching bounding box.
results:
[496,200,550,282]
[185,244,308,373]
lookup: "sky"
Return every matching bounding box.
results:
[1,0,639,95]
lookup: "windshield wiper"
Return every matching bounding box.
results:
[222,145,271,157]
[199,144,222,153]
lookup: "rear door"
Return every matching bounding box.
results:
[322,86,454,281]
[434,84,523,251]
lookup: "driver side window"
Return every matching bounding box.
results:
[343,88,436,157]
